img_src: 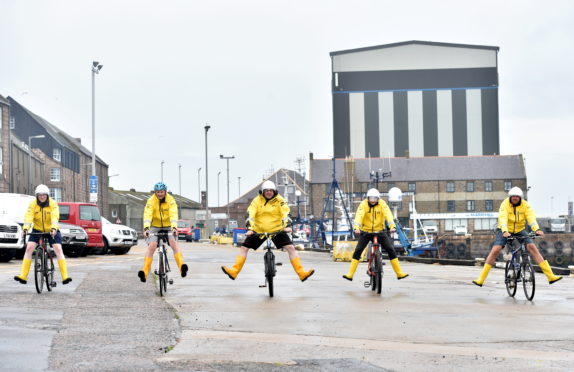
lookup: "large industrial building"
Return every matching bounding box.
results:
[331,41,500,158]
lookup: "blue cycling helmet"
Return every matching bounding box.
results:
[153,182,167,191]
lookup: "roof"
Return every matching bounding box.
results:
[8,97,108,166]
[310,155,526,183]
[0,94,9,106]
[10,132,44,162]
[109,188,201,209]
[330,40,500,57]
[225,168,309,206]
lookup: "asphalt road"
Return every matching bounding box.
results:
[1,242,573,371]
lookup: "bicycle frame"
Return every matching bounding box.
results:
[27,232,57,294]
[504,232,536,300]
[149,231,174,296]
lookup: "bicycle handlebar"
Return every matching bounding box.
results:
[505,231,537,243]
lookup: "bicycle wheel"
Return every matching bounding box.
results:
[158,251,166,297]
[264,251,275,298]
[162,254,168,293]
[370,259,377,292]
[375,251,383,294]
[34,249,45,294]
[46,253,55,292]
[504,260,517,297]
[522,256,535,301]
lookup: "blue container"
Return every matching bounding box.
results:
[194,228,201,241]
[233,228,247,245]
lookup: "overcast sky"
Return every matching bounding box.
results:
[1,0,573,215]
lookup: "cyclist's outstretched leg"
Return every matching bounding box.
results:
[473,230,506,287]
[526,243,562,284]
[380,233,408,279]
[14,240,37,284]
[52,241,72,284]
[222,246,249,280]
[274,233,314,282]
[169,238,188,277]
[343,234,369,281]
[138,241,156,283]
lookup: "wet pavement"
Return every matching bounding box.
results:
[1,242,573,371]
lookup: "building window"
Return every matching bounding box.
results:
[445,218,468,231]
[49,188,62,202]
[447,200,455,212]
[467,200,475,211]
[50,168,61,182]
[485,200,493,211]
[446,182,455,193]
[408,183,416,192]
[10,116,15,129]
[0,108,2,128]
[53,148,62,162]
[0,148,3,175]
[485,180,493,192]
[474,218,498,231]
[467,182,474,192]
[504,180,512,191]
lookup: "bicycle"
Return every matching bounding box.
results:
[255,232,283,298]
[504,232,536,301]
[149,230,174,296]
[27,232,57,294]
[361,231,385,294]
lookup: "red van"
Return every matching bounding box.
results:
[58,202,104,254]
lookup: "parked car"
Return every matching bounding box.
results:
[0,193,34,262]
[101,217,137,255]
[58,202,105,254]
[422,220,439,234]
[176,220,195,242]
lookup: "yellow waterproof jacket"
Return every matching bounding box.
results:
[498,198,539,233]
[247,194,290,233]
[143,193,179,229]
[354,199,395,232]
[23,198,60,232]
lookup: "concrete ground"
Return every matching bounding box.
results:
[0,241,573,371]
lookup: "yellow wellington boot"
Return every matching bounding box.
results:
[14,258,32,284]
[390,258,409,280]
[138,256,153,283]
[221,255,246,280]
[58,259,72,284]
[342,259,360,281]
[472,263,492,287]
[174,252,188,278]
[539,260,562,284]
[290,257,315,282]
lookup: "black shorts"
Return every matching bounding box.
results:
[242,232,292,250]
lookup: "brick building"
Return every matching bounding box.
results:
[0,95,10,192]
[7,97,109,217]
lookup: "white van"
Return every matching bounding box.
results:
[0,193,34,262]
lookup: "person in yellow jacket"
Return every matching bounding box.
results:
[138,182,188,282]
[14,184,72,285]
[343,188,409,281]
[473,187,562,286]
[221,180,314,282]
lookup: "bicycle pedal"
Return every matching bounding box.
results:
[258,284,266,288]
[51,282,57,287]
[154,270,159,275]
[364,281,371,288]
[169,279,174,285]
[276,263,282,266]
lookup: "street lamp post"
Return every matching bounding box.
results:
[178,163,182,196]
[91,61,103,203]
[219,154,235,221]
[28,135,45,194]
[217,171,221,207]
[197,167,202,202]
[295,189,302,222]
[238,176,241,197]
[204,125,211,238]
[161,160,165,182]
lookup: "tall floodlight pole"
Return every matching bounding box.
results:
[238,176,241,196]
[178,163,182,196]
[217,171,221,207]
[220,154,235,221]
[197,167,202,202]
[91,61,103,203]
[204,125,211,237]
[161,160,165,182]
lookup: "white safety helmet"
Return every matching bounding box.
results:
[35,184,50,195]
[508,187,524,199]
[261,180,276,191]
[366,188,380,199]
